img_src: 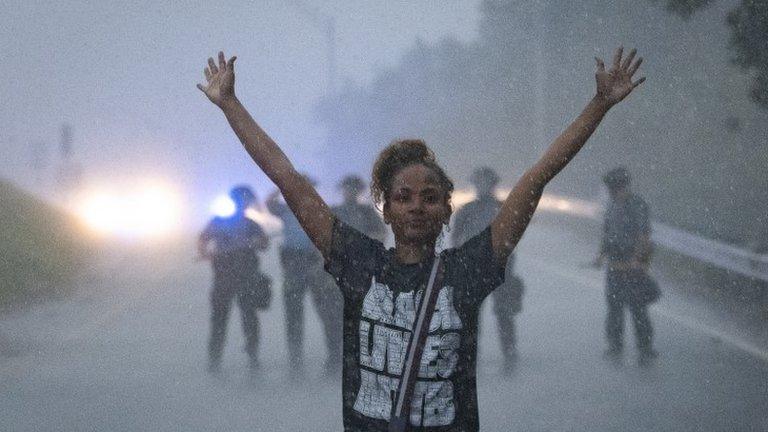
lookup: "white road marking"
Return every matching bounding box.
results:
[525,257,768,363]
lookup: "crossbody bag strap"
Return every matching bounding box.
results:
[388,255,445,432]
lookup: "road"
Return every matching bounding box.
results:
[1,222,766,431]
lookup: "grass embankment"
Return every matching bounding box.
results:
[0,180,94,309]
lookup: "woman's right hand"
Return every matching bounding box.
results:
[197,51,237,107]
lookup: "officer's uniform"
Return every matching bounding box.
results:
[200,215,268,370]
[452,195,523,366]
[601,193,654,354]
[319,200,386,374]
[267,198,327,372]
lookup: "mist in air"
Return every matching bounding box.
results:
[1,1,767,431]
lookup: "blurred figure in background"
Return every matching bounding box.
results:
[334,175,387,243]
[593,167,657,366]
[198,185,271,376]
[267,178,328,379]
[452,167,525,374]
[314,174,387,377]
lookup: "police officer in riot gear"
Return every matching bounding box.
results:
[452,167,524,374]
[593,167,657,366]
[199,185,270,375]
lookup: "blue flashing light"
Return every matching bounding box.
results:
[211,194,236,217]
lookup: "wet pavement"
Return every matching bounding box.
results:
[1,222,766,431]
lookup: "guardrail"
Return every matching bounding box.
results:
[250,190,768,283]
[537,193,768,283]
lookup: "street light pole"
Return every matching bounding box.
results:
[533,0,546,148]
[325,16,337,94]
[290,0,338,95]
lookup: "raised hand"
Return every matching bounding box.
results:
[594,47,645,108]
[197,51,237,107]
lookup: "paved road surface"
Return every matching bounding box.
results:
[2,222,766,431]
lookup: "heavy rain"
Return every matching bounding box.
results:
[1,1,767,431]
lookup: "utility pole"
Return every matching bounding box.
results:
[325,16,337,94]
[57,123,82,200]
[31,140,48,185]
[533,0,547,149]
[290,0,338,94]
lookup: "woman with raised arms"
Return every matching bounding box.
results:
[197,47,644,432]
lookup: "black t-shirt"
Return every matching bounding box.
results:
[324,219,505,432]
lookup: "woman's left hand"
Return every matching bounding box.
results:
[594,46,645,108]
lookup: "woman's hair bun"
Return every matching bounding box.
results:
[370,139,453,209]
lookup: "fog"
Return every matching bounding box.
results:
[2,1,767,431]
[0,0,481,221]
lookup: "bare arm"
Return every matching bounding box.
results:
[632,202,653,269]
[198,52,334,256]
[265,190,282,215]
[197,238,211,260]
[634,233,652,267]
[253,234,269,251]
[250,223,270,252]
[198,227,214,260]
[450,207,467,247]
[491,47,645,262]
[592,243,607,268]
